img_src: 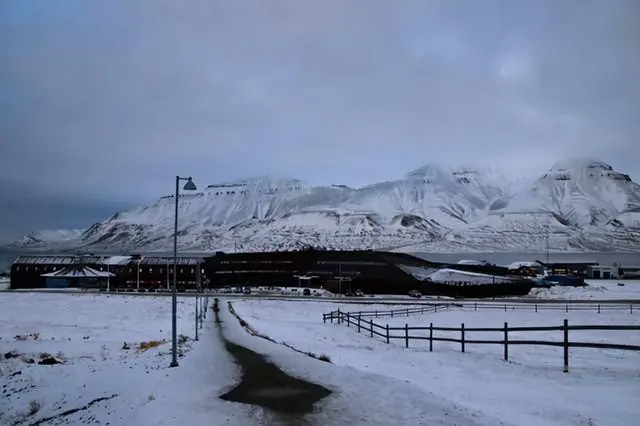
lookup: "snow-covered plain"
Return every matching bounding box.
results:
[524,279,640,300]
[232,299,640,426]
[0,293,254,426]
[1,293,510,426]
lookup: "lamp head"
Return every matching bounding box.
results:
[183,177,197,191]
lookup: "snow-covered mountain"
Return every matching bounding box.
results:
[6,159,640,253]
[11,229,85,250]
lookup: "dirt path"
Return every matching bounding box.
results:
[212,299,331,416]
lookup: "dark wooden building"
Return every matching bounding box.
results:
[10,254,206,291]
[204,249,427,295]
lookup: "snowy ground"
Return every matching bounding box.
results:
[1,293,507,426]
[524,279,640,300]
[0,293,255,426]
[232,299,640,426]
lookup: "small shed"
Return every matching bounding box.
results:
[41,265,114,289]
[587,265,618,280]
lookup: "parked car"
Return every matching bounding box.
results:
[353,289,365,297]
[242,287,252,295]
[408,290,422,298]
[303,288,311,296]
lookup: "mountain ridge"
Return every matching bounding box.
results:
[6,158,640,253]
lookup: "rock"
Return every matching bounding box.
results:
[38,356,63,365]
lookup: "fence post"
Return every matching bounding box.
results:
[535,304,538,313]
[323,313,326,324]
[504,304,507,312]
[405,324,409,348]
[435,305,438,313]
[375,311,378,318]
[429,323,433,352]
[346,312,350,327]
[565,304,569,313]
[631,304,633,314]
[406,308,409,317]
[503,322,508,361]
[370,319,373,337]
[461,323,465,353]
[386,324,390,344]
[597,304,600,314]
[391,310,394,318]
[474,303,477,311]
[337,308,341,324]
[563,319,569,373]
[358,314,361,333]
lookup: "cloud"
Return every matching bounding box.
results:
[0,0,638,233]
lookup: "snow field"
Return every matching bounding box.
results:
[525,279,640,300]
[0,293,252,426]
[231,299,640,426]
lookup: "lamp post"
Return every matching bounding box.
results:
[170,175,197,368]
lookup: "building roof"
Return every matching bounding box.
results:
[507,261,541,269]
[13,255,204,266]
[104,255,132,265]
[41,265,114,278]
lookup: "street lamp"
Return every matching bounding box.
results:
[170,175,197,368]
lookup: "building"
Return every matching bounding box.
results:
[10,254,206,291]
[543,261,599,278]
[204,249,425,295]
[586,265,619,280]
[619,265,640,279]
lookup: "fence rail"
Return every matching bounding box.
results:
[323,301,638,320]
[322,308,640,372]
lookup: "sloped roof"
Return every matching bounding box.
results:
[104,255,132,265]
[41,265,114,278]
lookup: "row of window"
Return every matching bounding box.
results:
[103,267,203,274]
[316,261,387,266]
[15,265,204,275]
[218,260,293,264]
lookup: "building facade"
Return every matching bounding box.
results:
[10,254,206,291]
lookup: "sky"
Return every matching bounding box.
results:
[0,0,639,241]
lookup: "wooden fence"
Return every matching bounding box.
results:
[322,308,640,372]
[332,301,638,319]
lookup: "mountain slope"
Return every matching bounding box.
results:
[6,159,640,253]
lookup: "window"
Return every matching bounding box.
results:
[26,266,29,271]
[160,268,164,273]
[149,268,153,273]
[190,268,194,274]
[179,268,183,274]
[129,268,132,273]
[16,266,20,271]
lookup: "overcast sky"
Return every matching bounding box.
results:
[0,0,638,241]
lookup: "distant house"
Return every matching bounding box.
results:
[619,265,640,279]
[10,254,206,291]
[586,265,618,280]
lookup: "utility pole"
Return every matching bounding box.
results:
[136,257,141,291]
[546,225,550,265]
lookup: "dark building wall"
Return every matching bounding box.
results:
[204,249,424,294]
[9,255,206,290]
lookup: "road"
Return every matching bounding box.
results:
[3,288,639,304]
